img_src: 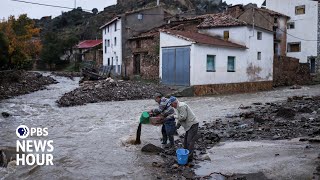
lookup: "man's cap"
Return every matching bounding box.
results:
[169,96,177,103]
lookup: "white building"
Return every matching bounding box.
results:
[159,14,274,95]
[100,17,122,74]
[265,0,318,73]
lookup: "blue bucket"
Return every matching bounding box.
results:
[176,149,189,165]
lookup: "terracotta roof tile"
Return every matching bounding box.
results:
[257,8,289,18]
[162,30,247,49]
[76,40,102,49]
[196,13,247,29]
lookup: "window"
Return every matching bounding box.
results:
[136,40,141,48]
[257,52,261,60]
[107,40,110,47]
[206,55,215,72]
[227,56,235,72]
[287,42,301,52]
[274,17,278,23]
[223,31,229,40]
[114,21,117,31]
[257,32,262,40]
[104,39,107,53]
[287,22,295,29]
[107,26,109,32]
[295,5,305,15]
[104,28,106,34]
[108,58,110,66]
[114,37,117,46]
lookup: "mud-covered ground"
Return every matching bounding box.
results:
[1,74,320,179]
[0,70,57,100]
[57,79,177,107]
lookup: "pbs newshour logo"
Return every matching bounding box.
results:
[16,125,54,166]
[16,125,30,139]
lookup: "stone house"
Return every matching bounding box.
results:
[127,18,202,80]
[99,6,172,76]
[265,0,320,74]
[74,40,103,67]
[159,14,274,95]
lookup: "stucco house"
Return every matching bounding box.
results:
[264,0,319,74]
[159,14,274,95]
[226,5,290,57]
[100,6,171,76]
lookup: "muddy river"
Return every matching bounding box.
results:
[1,74,320,179]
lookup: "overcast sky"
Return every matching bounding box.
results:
[1,0,265,19]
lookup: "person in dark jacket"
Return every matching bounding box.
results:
[150,93,176,147]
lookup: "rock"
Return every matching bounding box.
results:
[201,154,211,161]
[290,85,302,89]
[298,106,313,113]
[272,135,281,140]
[1,112,10,118]
[152,162,162,168]
[252,102,262,105]
[172,164,179,169]
[254,116,265,123]
[276,107,296,119]
[141,144,164,153]
[301,117,308,122]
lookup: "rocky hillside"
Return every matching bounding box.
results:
[35,0,230,41]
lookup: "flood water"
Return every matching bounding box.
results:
[1,74,320,179]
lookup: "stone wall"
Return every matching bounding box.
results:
[126,36,160,80]
[273,56,312,86]
[193,81,273,96]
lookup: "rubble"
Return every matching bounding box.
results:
[0,70,57,100]
[203,95,320,141]
[57,79,176,107]
[145,95,320,179]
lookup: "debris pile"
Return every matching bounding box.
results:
[145,95,320,179]
[57,78,176,107]
[204,95,320,141]
[0,70,57,100]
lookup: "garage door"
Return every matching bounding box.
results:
[162,47,190,86]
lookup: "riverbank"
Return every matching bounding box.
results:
[57,79,177,107]
[0,70,57,101]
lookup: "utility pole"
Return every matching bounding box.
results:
[74,0,76,8]
[157,0,159,6]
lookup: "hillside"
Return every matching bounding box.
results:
[35,0,230,41]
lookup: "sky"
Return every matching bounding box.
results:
[0,0,265,19]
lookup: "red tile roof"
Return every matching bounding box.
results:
[162,30,247,49]
[196,13,248,29]
[76,40,102,49]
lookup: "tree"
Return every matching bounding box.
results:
[0,32,9,70]
[0,14,41,69]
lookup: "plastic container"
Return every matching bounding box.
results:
[149,116,163,125]
[140,111,150,124]
[176,149,189,165]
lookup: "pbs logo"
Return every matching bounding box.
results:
[16,125,30,139]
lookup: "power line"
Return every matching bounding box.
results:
[255,8,318,42]
[11,0,92,12]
